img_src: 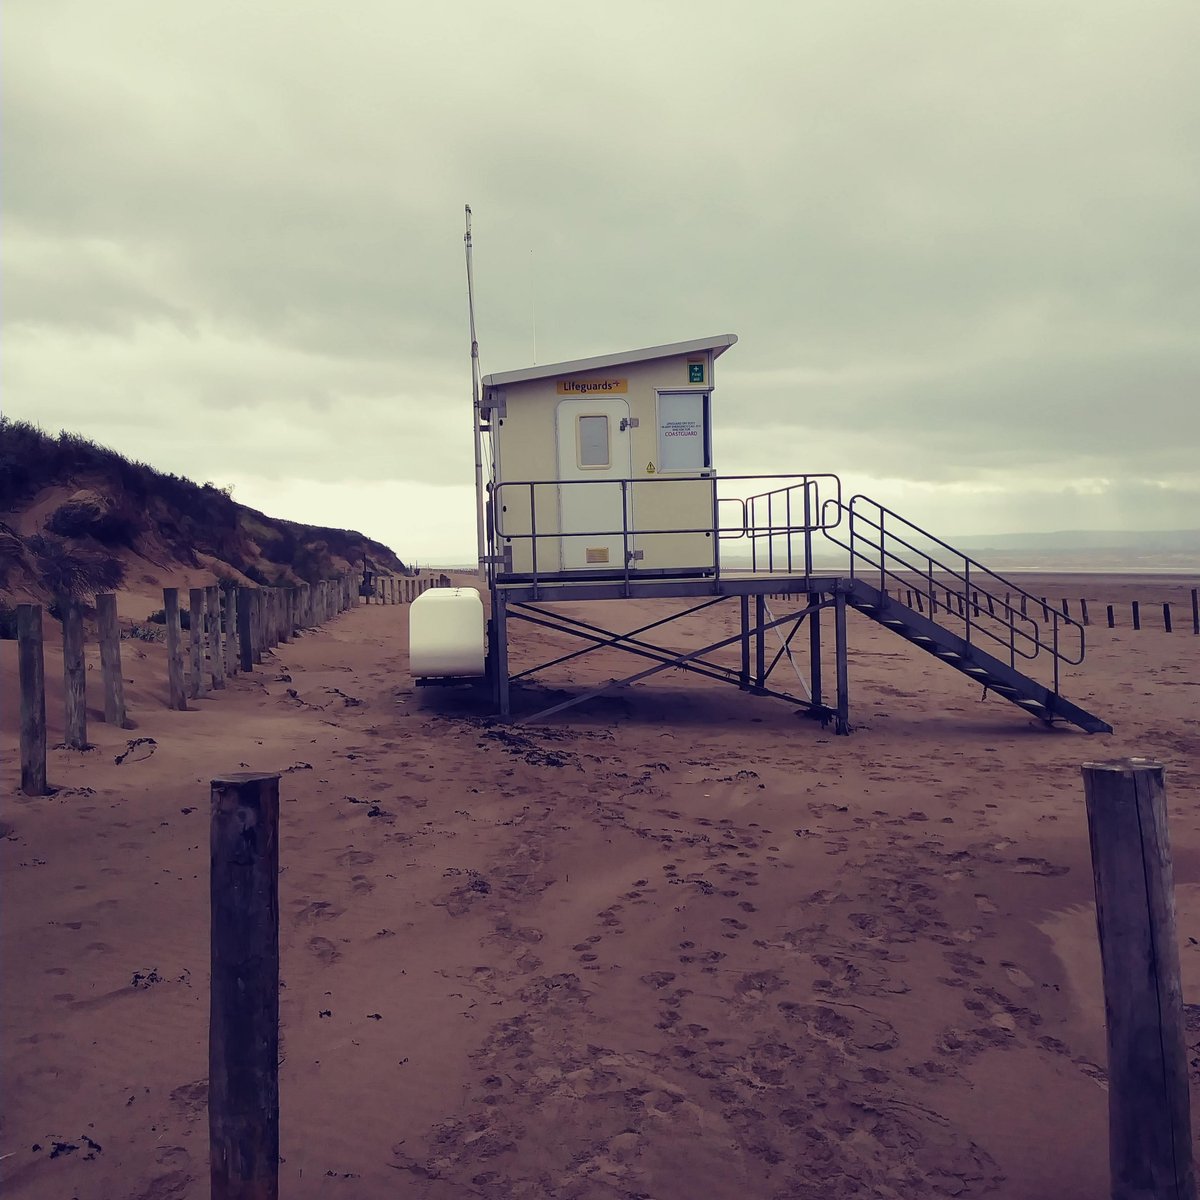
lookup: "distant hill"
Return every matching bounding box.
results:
[0,418,407,608]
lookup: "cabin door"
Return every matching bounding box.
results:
[556,398,634,570]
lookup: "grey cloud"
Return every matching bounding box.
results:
[2,0,1198,541]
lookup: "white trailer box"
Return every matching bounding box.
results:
[409,587,486,679]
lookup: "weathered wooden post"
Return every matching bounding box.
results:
[223,588,239,678]
[209,771,280,1200]
[96,592,128,726]
[206,585,225,690]
[189,588,207,698]
[1163,603,1173,634]
[164,588,188,711]
[1132,601,1141,631]
[62,599,88,750]
[253,591,265,664]
[1192,588,1199,636]
[1080,598,1090,626]
[277,588,290,645]
[1107,604,1116,629]
[1082,759,1196,1200]
[237,588,254,673]
[18,604,49,796]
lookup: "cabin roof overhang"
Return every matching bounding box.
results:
[481,334,737,388]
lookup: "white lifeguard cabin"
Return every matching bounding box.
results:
[408,263,1110,737]
[482,335,737,579]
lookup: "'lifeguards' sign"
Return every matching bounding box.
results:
[556,377,628,395]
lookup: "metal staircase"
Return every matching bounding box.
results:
[820,495,1112,734]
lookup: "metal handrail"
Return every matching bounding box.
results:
[491,473,843,592]
[821,493,1085,693]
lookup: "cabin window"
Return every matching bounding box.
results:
[577,415,610,468]
[657,391,711,472]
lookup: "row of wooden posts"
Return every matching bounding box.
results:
[818,585,1200,633]
[15,572,445,797]
[889,587,1200,633]
[363,572,449,604]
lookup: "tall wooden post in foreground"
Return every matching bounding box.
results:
[96,592,127,727]
[1082,758,1195,1200]
[18,604,49,795]
[61,599,88,749]
[164,588,188,710]
[210,772,280,1200]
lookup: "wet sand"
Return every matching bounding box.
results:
[2,570,1199,1198]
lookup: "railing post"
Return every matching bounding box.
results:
[964,563,972,645]
[96,592,128,726]
[209,771,280,1200]
[18,603,49,796]
[1081,759,1195,1200]
[164,588,188,710]
[62,598,88,750]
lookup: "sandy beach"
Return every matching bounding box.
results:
[3,570,1199,1198]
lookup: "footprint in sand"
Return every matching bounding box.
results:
[307,936,340,965]
[1001,961,1035,989]
[294,900,343,925]
[973,893,999,916]
[336,849,375,867]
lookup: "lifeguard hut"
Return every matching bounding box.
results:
[483,334,733,578]
[448,332,1111,734]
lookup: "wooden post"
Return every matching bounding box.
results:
[224,588,239,678]
[1132,601,1141,631]
[209,772,280,1200]
[164,588,188,711]
[253,591,265,663]
[278,588,290,644]
[1107,604,1116,629]
[237,588,254,673]
[18,604,49,796]
[1041,596,1051,622]
[1020,594,1028,618]
[1061,598,1070,618]
[1081,759,1196,1200]
[62,599,88,750]
[1192,588,1199,636]
[1080,598,1090,626]
[190,588,207,698]
[1163,603,1172,634]
[207,585,225,689]
[96,592,128,726]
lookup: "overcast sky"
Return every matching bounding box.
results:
[3,0,1198,563]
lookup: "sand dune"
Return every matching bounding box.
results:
[2,572,1199,1198]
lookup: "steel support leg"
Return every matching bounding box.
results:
[834,590,849,735]
[809,592,823,708]
[494,592,511,719]
[754,595,767,691]
[739,595,751,690]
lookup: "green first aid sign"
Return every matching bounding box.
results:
[688,361,705,383]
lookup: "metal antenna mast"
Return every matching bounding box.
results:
[465,205,487,578]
